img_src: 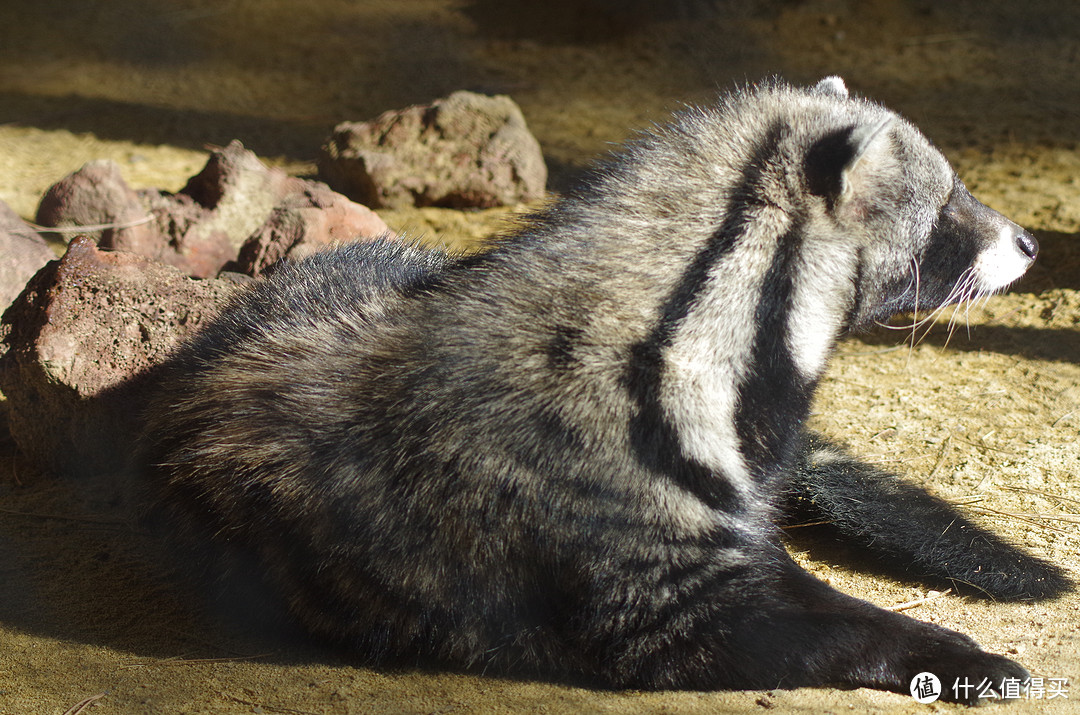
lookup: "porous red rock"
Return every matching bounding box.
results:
[236,182,394,276]
[0,200,55,314]
[318,90,547,209]
[0,236,244,478]
[33,141,393,279]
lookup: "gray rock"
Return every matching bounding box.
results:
[0,200,55,316]
[318,90,547,209]
[35,158,160,251]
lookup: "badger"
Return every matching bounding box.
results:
[140,77,1067,704]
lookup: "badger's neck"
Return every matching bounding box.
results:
[647,213,856,497]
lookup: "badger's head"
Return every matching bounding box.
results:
[801,77,1037,331]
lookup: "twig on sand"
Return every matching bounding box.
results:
[886,589,951,612]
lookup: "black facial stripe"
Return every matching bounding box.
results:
[910,183,984,310]
[623,121,787,510]
[849,179,990,329]
[843,247,866,329]
[649,120,787,354]
[733,218,814,484]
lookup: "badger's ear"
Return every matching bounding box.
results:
[804,117,893,205]
[813,76,848,98]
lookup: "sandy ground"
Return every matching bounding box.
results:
[2,1,1080,712]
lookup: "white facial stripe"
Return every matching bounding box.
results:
[663,332,753,493]
[785,243,856,379]
[973,223,1034,292]
[660,247,767,493]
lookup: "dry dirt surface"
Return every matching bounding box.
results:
[2,1,1080,713]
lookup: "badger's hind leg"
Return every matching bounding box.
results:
[782,433,1071,600]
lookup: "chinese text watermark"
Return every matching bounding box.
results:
[909,673,1069,703]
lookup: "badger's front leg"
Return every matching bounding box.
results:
[783,432,1071,600]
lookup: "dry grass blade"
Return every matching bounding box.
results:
[225,695,322,715]
[1003,485,1080,508]
[780,520,833,530]
[10,457,21,487]
[980,510,1080,524]
[27,216,152,233]
[952,436,1021,457]
[901,31,980,46]
[886,589,951,612]
[1052,410,1077,428]
[836,344,909,356]
[965,505,1072,533]
[949,495,988,506]
[927,435,952,480]
[121,653,274,669]
[0,506,130,528]
[62,692,107,715]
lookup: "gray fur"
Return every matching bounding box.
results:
[141,78,1057,703]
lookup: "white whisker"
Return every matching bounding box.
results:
[903,264,1012,354]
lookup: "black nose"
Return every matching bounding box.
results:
[1017,229,1039,261]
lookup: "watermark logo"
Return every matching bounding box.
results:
[909,674,1070,702]
[910,672,942,703]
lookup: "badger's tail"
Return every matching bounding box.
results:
[782,433,1072,601]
